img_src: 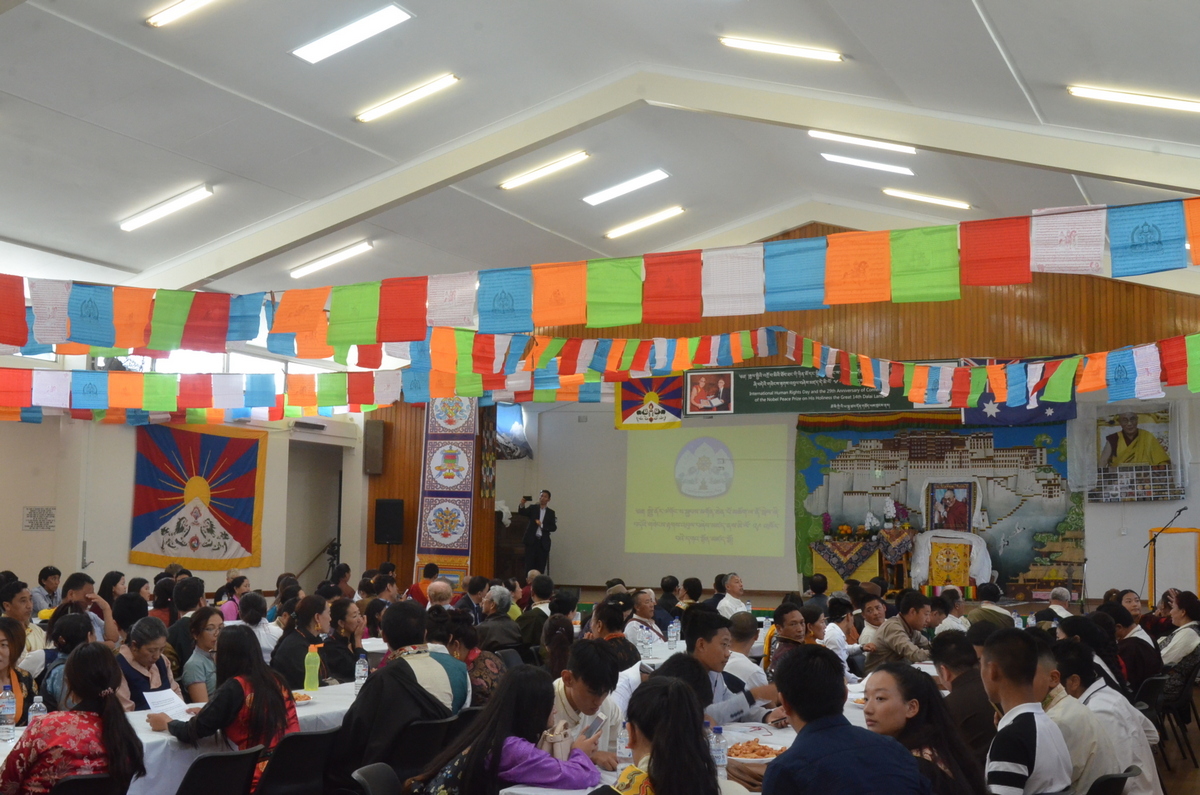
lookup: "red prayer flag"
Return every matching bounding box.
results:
[838,350,852,385]
[177,374,213,409]
[482,373,507,391]
[950,367,971,408]
[694,337,713,366]
[643,251,702,323]
[513,390,534,403]
[356,344,383,370]
[1159,336,1188,387]
[268,395,285,422]
[377,277,428,342]
[631,341,652,372]
[132,347,171,359]
[889,362,905,389]
[1030,360,1059,396]
[0,369,31,407]
[472,334,496,375]
[0,275,27,347]
[959,217,1032,286]
[180,292,230,353]
[347,372,375,405]
[558,339,583,375]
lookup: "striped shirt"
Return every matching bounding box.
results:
[986,702,1072,795]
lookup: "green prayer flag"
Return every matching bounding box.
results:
[284,405,303,418]
[849,355,861,386]
[143,373,178,412]
[967,367,989,407]
[91,410,106,422]
[89,347,130,357]
[1187,334,1200,393]
[332,344,351,366]
[1042,357,1080,402]
[687,338,701,362]
[584,370,602,384]
[146,290,195,351]
[316,373,348,407]
[903,363,915,394]
[619,340,641,371]
[327,282,381,345]
[537,338,566,369]
[533,389,558,403]
[185,408,207,424]
[455,330,477,374]
[456,372,484,397]
[801,338,814,368]
[890,226,961,304]
[739,331,753,359]
[586,257,643,328]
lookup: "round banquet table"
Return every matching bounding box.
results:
[0,682,358,795]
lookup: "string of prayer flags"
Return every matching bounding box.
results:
[1042,357,1080,402]
[0,275,26,348]
[1132,343,1166,400]
[531,261,588,327]
[29,279,72,344]
[825,231,890,304]
[271,287,330,334]
[426,271,477,329]
[1158,336,1188,388]
[642,251,702,323]
[701,244,766,317]
[763,238,827,311]
[378,276,428,342]
[146,290,195,352]
[586,257,643,328]
[1108,201,1189,277]
[180,292,231,353]
[889,225,961,303]
[226,293,264,342]
[1031,205,1106,274]
[1105,348,1136,402]
[958,217,1032,286]
[478,267,533,334]
[66,284,115,348]
[328,282,381,346]
[1077,353,1108,393]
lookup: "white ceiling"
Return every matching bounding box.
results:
[4,0,1200,295]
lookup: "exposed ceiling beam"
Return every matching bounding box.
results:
[0,1,25,15]
[128,69,1200,291]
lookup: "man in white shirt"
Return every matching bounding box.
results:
[623,589,666,646]
[1033,587,1074,624]
[857,594,887,646]
[934,588,971,636]
[1037,644,1121,794]
[717,573,749,619]
[686,607,779,726]
[725,612,769,691]
[1056,639,1163,795]
[553,639,623,770]
[819,597,861,683]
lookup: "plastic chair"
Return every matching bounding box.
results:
[256,726,342,795]
[1084,765,1140,795]
[173,745,264,795]
[446,706,484,743]
[1161,661,1200,768]
[48,774,119,795]
[494,648,524,670]
[386,715,457,781]
[351,763,401,795]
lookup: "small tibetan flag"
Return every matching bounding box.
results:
[328,282,382,346]
[764,238,827,310]
[949,367,971,408]
[426,272,477,328]
[374,371,401,405]
[825,231,891,304]
[1109,201,1189,277]
[317,373,348,407]
[1077,353,1108,393]
[1159,336,1188,387]
[1031,206,1106,274]
[272,287,330,334]
[146,290,195,352]
[107,372,144,409]
[531,261,588,327]
[586,257,643,328]
[923,367,940,404]
[1105,348,1137,402]
[29,279,71,344]
[143,373,178,412]
[0,275,26,347]
[959,217,1032,285]
[671,337,692,371]
[178,374,213,409]
[1042,357,1080,402]
[454,329,476,374]
[227,293,264,342]
[67,284,115,348]
[430,327,458,373]
[180,292,230,353]
[642,251,702,323]
[112,287,154,349]
[838,350,852,386]
[907,366,929,404]
[890,225,961,303]
[478,267,533,334]
[378,276,428,342]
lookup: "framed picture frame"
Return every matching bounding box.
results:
[685,370,734,415]
[925,482,975,532]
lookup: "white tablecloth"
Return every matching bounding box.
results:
[0,683,358,795]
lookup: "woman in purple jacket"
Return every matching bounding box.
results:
[415,666,600,795]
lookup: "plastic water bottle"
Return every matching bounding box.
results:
[617,721,633,768]
[0,686,15,741]
[745,600,753,615]
[354,654,369,695]
[303,645,321,691]
[27,696,46,725]
[667,618,680,651]
[709,725,728,780]
[1011,611,1022,628]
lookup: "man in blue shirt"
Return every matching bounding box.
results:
[761,645,930,795]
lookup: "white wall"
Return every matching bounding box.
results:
[0,421,60,573]
[286,441,343,592]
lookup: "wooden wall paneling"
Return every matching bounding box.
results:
[365,402,424,587]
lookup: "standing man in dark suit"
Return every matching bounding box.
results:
[518,490,557,574]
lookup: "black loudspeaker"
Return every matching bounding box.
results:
[363,419,384,475]
[375,499,404,545]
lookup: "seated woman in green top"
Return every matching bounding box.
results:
[181,607,223,703]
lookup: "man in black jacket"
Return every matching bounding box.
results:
[518,490,557,573]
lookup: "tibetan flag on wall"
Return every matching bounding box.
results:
[890,225,960,303]
[642,251,702,323]
[586,257,643,328]
[531,261,587,327]
[478,267,534,334]
[1108,201,1189,277]
[130,424,265,570]
[825,231,891,304]
[615,376,683,430]
[1031,206,1106,274]
[701,245,766,317]
[763,238,827,311]
[959,217,1032,285]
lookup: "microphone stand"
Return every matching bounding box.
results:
[1144,506,1187,607]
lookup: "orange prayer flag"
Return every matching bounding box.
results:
[294,314,333,360]
[824,231,891,304]
[1077,352,1109,392]
[286,374,317,406]
[56,343,90,355]
[557,384,581,402]
[107,372,144,409]
[859,354,875,388]
[113,287,155,349]
[605,340,627,372]
[204,408,225,424]
[524,336,551,371]
[672,337,692,371]
[531,261,587,327]
[1184,199,1200,266]
[907,366,929,403]
[101,408,127,424]
[272,287,331,333]
[429,370,457,399]
[729,333,744,364]
[559,372,586,388]
[430,327,458,373]
[0,407,20,422]
[985,364,1007,402]
[301,406,320,417]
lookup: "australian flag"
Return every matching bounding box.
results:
[961,357,1077,426]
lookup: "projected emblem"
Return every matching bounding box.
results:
[675,437,734,498]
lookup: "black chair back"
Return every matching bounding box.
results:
[446,706,484,743]
[495,648,524,670]
[1133,674,1168,708]
[48,774,119,795]
[174,745,264,795]
[352,763,401,795]
[1084,765,1140,795]
[256,726,342,795]
[386,715,458,781]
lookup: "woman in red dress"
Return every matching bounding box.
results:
[148,624,298,791]
[0,642,146,794]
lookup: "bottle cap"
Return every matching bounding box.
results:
[714,726,723,734]
[359,653,367,659]
[308,644,318,653]
[2,685,10,691]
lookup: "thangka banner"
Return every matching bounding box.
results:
[130,424,266,570]
[616,376,683,430]
[415,397,477,582]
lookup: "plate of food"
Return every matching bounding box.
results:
[848,696,867,709]
[727,739,787,762]
[292,692,314,705]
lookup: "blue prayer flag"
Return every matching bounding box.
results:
[1108,201,1189,277]
[124,409,151,426]
[590,339,612,373]
[264,300,296,356]
[763,238,828,311]
[67,284,115,347]
[651,340,677,376]
[534,359,561,391]
[505,335,529,375]
[20,308,52,356]
[71,371,108,410]
[716,334,733,367]
[477,268,533,334]
[403,369,429,403]
[19,407,42,424]
[244,374,277,408]
[1005,363,1027,408]
[578,382,602,403]
[227,293,264,341]
[1106,348,1137,402]
[925,367,940,405]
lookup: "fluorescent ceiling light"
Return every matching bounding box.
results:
[808,130,916,154]
[147,0,220,26]
[119,185,214,231]
[499,151,590,190]
[605,206,684,239]
[882,188,970,210]
[356,74,458,122]
[583,169,669,205]
[1068,85,1200,113]
[290,241,374,279]
[720,37,842,61]
[293,5,412,64]
[821,153,913,175]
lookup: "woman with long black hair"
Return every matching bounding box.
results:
[863,664,986,795]
[0,642,145,793]
[96,571,126,610]
[415,666,600,795]
[149,625,299,791]
[270,595,332,689]
[617,676,723,795]
[324,597,366,683]
[1057,615,1130,697]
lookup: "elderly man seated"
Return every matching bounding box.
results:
[426,578,454,610]
[623,588,666,646]
[863,591,932,673]
[474,585,522,651]
[1033,587,1073,624]
[717,572,749,619]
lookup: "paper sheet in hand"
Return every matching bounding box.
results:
[144,689,192,721]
